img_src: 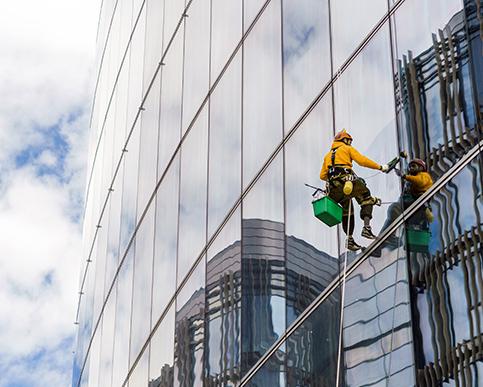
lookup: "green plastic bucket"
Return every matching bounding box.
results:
[406,229,431,252]
[312,196,343,227]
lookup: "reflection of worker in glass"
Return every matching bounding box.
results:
[320,129,389,251]
[380,158,434,244]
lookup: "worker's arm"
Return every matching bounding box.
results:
[320,158,329,181]
[404,173,433,190]
[350,147,381,170]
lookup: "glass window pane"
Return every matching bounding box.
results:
[244,0,266,32]
[334,25,400,250]
[137,72,161,217]
[211,0,242,82]
[284,96,339,325]
[158,28,184,178]
[331,0,387,69]
[241,154,285,374]
[143,0,164,91]
[282,0,331,132]
[343,224,414,386]
[243,0,283,189]
[205,209,242,384]
[129,204,155,365]
[149,305,175,386]
[127,348,149,387]
[177,108,208,285]
[174,257,206,387]
[98,290,117,387]
[111,251,134,387]
[164,0,185,47]
[208,53,242,238]
[152,155,179,324]
[119,121,141,258]
[182,0,211,134]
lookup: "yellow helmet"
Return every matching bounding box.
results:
[334,129,353,142]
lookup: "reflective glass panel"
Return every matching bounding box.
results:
[98,289,117,387]
[211,0,242,82]
[282,0,331,132]
[284,95,339,325]
[129,204,155,366]
[143,0,164,91]
[127,348,149,387]
[137,72,161,217]
[330,0,387,69]
[151,155,180,325]
[111,251,134,387]
[149,305,175,386]
[181,0,210,134]
[174,256,206,387]
[177,108,208,284]
[242,154,285,374]
[208,53,242,238]
[244,0,266,32]
[243,0,283,189]
[205,209,242,385]
[158,28,184,179]
[342,224,414,386]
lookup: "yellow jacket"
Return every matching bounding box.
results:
[404,172,433,196]
[320,142,381,181]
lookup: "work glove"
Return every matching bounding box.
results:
[380,164,389,173]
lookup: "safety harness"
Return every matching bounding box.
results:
[328,145,354,183]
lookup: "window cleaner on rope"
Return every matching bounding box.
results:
[318,129,390,251]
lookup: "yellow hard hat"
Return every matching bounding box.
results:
[334,129,353,142]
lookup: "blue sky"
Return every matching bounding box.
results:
[0,1,99,386]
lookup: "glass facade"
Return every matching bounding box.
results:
[73,0,482,386]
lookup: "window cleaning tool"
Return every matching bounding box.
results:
[305,183,343,226]
[383,151,408,174]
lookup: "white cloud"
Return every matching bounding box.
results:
[0,0,100,386]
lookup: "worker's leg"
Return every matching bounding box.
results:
[329,184,361,251]
[380,201,403,233]
[352,179,377,239]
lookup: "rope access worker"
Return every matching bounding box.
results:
[380,158,434,240]
[320,129,389,251]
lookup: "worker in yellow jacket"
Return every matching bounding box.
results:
[320,129,389,251]
[380,158,434,241]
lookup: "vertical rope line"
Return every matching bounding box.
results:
[336,198,351,387]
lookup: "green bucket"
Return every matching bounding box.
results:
[312,196,343,227]
[406,229,431,252]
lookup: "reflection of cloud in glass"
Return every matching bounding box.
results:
[177,109,208,284]
[243,0,282,189]
[282,0,331,131]
[331,0,387,69]
[208,54,242,238]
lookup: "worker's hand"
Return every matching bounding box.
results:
[380,164,389,173]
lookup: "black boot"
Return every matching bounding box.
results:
[361,225,377,239]
[346,236,363,251]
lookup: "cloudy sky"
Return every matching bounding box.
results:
[0,1,100,385]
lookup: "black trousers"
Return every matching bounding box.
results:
[328,177,374,236]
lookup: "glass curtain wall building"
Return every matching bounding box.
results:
[73,0,482,386]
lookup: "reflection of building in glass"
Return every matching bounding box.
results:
[396,3,483,385]
[73,0,482,386]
